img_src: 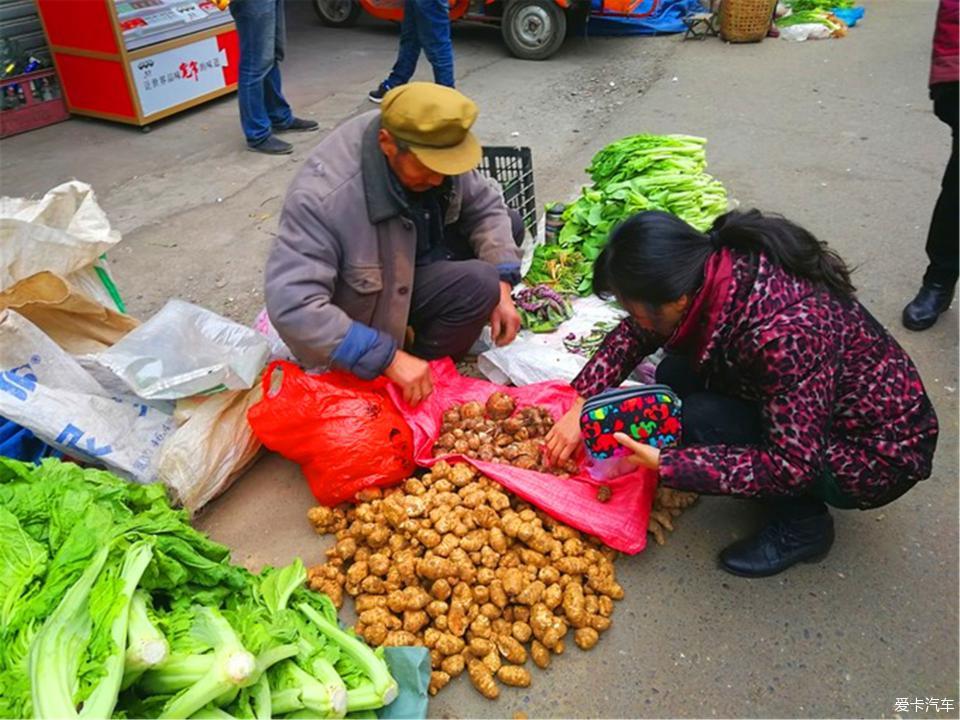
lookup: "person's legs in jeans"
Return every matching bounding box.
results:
[408,260,500,360]
[384,0,423,89]
[264,0,293,129]
[415,0,454,87]
[230,0,278,144]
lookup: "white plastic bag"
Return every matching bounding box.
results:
[0,310,175,482]
[778,22,833,41]
[478,294,626,386]
[98,299,270,400]
[0,180,124,310]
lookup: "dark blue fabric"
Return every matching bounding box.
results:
[384,0,455,88]
[587,0,703,35]
[0,417,61,462]
[331,322,399,380]
[230,0,294,144]
[496,262,522,286]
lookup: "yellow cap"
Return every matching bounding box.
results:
[380,82,482,176]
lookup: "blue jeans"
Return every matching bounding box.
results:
[384,0,454,89]
[230,0,293,144]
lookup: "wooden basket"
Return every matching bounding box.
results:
[720,0,776,42]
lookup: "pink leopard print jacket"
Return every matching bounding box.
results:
[571,252,939,505]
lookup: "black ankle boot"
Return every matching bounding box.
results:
[719,509,834,578]
[902,281,956,331]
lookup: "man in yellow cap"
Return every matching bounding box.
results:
[264,83,523,405]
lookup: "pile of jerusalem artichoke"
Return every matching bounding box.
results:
[306,461,623,699]
[432,392,579,476]
[648,486,698,545]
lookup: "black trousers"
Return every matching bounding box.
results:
[923,82,959,288]
[656,355,762,446]
[655,355,827,519]
[656,356,916,513]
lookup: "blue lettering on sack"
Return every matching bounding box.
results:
[55,423,113,457]
[0,364,38,401]
[111,396,150,417]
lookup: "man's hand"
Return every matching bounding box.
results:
[384,350,433,406]
[613,432,661,471]
[545,396,585,466]
[490,282,521,347]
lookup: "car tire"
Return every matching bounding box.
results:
[312,0,361,27]
[501,0,567,60]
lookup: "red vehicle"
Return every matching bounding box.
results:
[312,0,659,61]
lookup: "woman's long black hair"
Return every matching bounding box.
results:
[593,209,856,305]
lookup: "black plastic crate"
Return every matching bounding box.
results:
[480,146,537,235]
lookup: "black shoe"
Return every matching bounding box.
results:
[247,135,293,155]
[719,509,834,578]
[902,281,956,331]
[368,82,391,103]
[273,117,319,132]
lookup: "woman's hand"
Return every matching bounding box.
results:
[613,432,661,471]
[545,397,586,466]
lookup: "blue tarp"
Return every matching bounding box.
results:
[587,0,704,35]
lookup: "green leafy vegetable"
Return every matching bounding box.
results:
[783,0,852,11]
[0,458,399,719]
[526,134,728,294]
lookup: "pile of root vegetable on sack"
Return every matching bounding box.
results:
[303,388,698,701]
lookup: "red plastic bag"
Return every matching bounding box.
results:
[247,361,416,505]
[388,359,656,554]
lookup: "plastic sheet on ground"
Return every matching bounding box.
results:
[378,647,430,720]
[779,22,836,40]
[588,0,705,35]
[478,294,626,386]
[833,6,864,26]
[390,358,656,554]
